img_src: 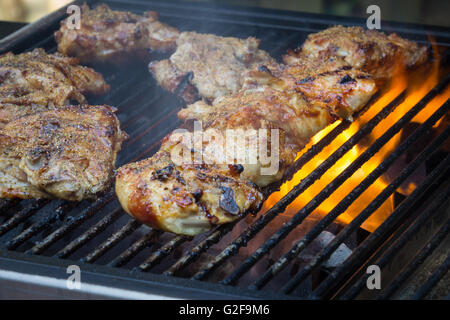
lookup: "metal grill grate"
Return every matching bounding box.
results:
[0,0,449,300]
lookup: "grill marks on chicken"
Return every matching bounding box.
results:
[287,25,429,83]
[116,54,376,235]
[149,32,275,103]
[55,3,180,64]
[0,48,109,107]
[0,105,126,201]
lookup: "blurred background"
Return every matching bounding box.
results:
[0,0,449,27]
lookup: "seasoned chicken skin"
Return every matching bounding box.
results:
[287,25,428,83]
[149,32,275,103]
[0,105,126,201]
[0,48,109,107]
[55,3,180,64]
[116,56,376,235]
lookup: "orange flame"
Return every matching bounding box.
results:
[262,46,449,233]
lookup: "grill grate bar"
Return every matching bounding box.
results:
[108,229,162,268]
[128,131,180,164]
[103,70,122,84]
[119,115,181,166]
[123,106,180,147]
[4,201,77,250]
[27,120,174,258]
[313,152,450,298]
[0,199,49,237]
[101,69,149,102]
[0,199,19,215]
[37,206,123,257]
[0,65,176,258]
[192,92,404,281]
[222,82,449,287]
[282,121,450,296]
[163,223,237,276]
[108,85,168,130]
[193,91,404,282]
[138,235,189,272]
[412,252,450,300]
[120,92,165,130]
[264,119,354,197]
[338,182,450,299]
[38,192,116,258]
[165,113,354,277]
[250,97,450,290]
[377,219,450,300]
[29,35,56,52]
[81,219,142,263]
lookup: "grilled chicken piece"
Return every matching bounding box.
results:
[0,48,109,107]
[55,3,180,64]
[149,32,275,103]
[286,25,428,83]
[116,56,376,235]
[116,147,263,236]
[0,105,126,201]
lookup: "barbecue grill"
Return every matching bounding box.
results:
[0,0,448,300]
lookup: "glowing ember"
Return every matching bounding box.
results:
[261,47,450,233]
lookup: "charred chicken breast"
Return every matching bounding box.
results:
[149,32,275,103]
[55,3,180,64]
[0,105,126,201]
